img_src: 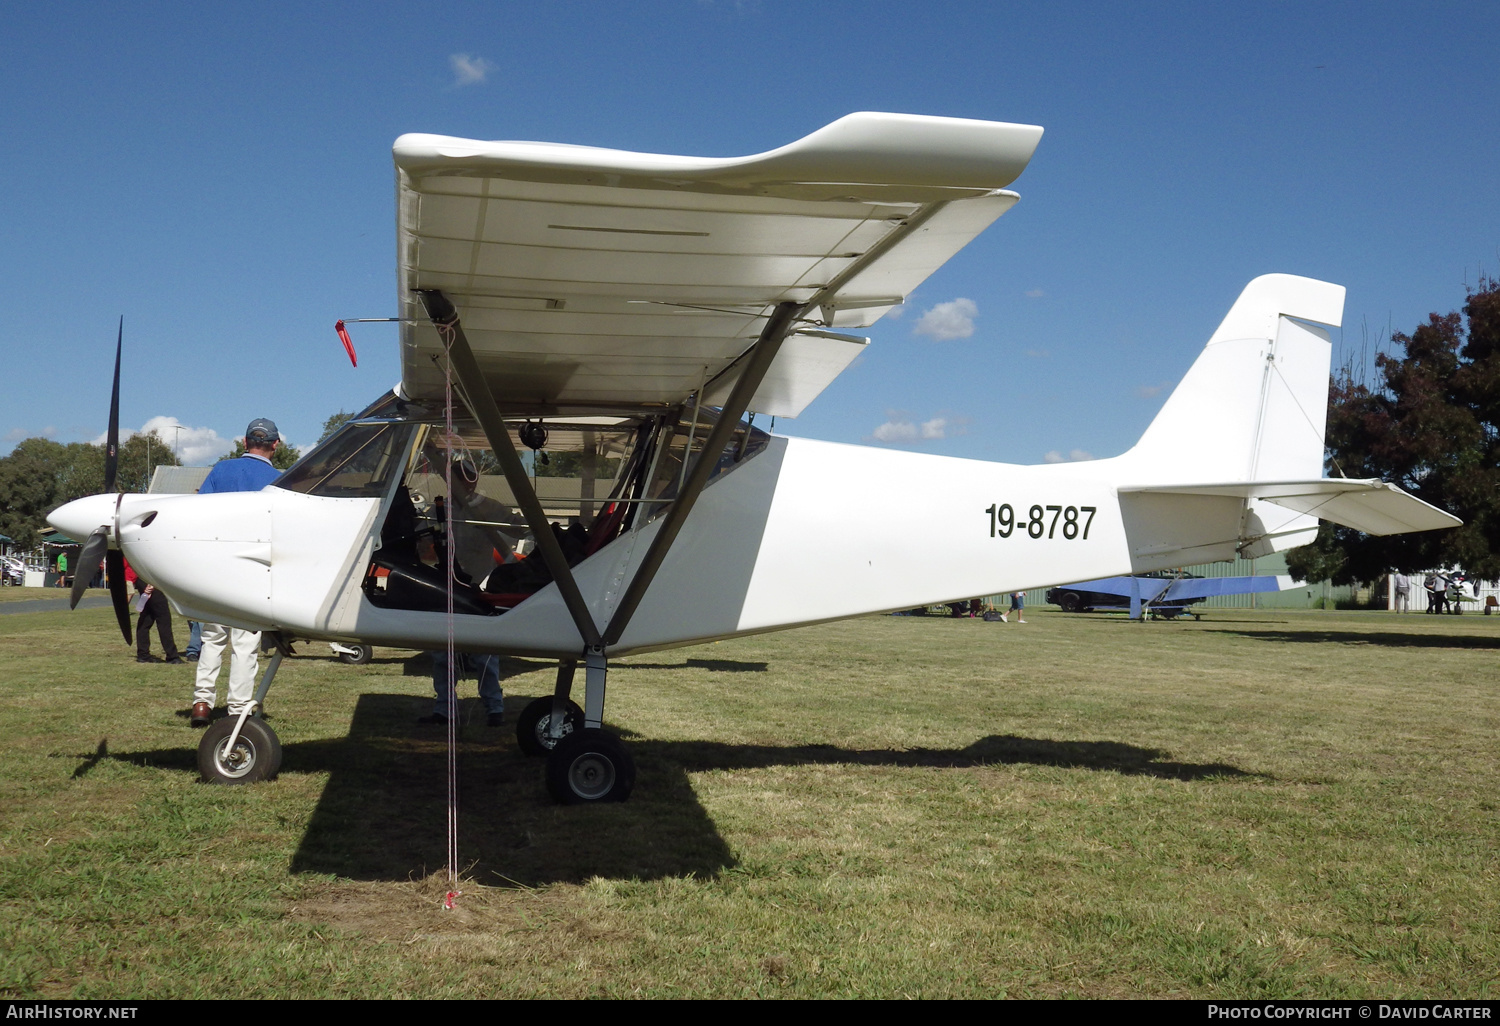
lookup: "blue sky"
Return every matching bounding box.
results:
[3,1,1496,467]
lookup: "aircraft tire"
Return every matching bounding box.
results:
[545,728,635,804]
[337,644,373,665]
[517,696,584,757]
[198,716,281,784]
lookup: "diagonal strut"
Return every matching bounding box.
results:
[602,301,804,647]
[416,289,603,650]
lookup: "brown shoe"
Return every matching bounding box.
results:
[190,702,211,728]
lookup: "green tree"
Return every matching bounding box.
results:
[0,430,179,546]
[319,410,354,442]
[0,439,73,548]
[115,432,180,493]
[1286,277,1500,583]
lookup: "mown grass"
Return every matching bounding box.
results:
[0,587,95,604]
[0,605,1496,998]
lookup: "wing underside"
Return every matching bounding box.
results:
[393,112,1043,415]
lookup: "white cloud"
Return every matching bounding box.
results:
[869,412,966,445]
[450,53,496,86]
[871,418,918,443]
[94,416,234,466]
[913,298,977,340]
[1024,288,1045,298]
[1044,448,1095,463]
[4,425,56,443]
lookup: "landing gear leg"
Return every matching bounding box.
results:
[583,647,606,729]
[198,633,288,784]
[544,647,635,803]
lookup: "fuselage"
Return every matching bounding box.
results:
[51,431,1152,659]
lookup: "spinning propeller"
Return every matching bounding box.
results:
[68,318,133,644]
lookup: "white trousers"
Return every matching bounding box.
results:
[193,622,260,713]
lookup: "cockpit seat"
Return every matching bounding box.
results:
[370,554,499,617]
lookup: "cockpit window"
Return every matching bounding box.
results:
[274,422,416,498]
[639,406,770,520]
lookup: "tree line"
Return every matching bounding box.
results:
[1286,276,1500,584]
[0,429,303,550]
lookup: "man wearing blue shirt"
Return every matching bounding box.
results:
[190,419,283,728]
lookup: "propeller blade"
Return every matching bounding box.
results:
[105,549,132,645]
[70,528,109,610]
[104,317,122,493]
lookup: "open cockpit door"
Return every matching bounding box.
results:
[322,397,773,622]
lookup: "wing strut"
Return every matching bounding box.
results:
[416,289,604,650]
[602,301,804,646]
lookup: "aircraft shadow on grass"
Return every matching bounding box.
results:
[76,693,1257,886]
[1206,628,1500,649]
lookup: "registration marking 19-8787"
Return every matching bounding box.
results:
[985,503,1097,540]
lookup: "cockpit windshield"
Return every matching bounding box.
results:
[274,421,416,499]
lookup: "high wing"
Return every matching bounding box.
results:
[392,112,1043,416]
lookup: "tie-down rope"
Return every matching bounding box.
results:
[436,320,461,908]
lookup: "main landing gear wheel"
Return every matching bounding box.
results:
[517,696,584,757]
[545,728,635,804]
[197,716,282,784]
[337,644,372,665]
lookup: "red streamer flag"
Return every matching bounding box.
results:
[335,320,358,368]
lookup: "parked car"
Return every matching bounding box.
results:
[1,556,26,586]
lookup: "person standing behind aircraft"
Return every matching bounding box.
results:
[1394,572,1411,613]
[189,419,283,728]
[1447,573,1466,614]
[1001,591,1026,623]
[132,567,183,664]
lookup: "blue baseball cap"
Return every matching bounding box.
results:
[245,418,280,444]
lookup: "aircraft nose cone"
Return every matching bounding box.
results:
[48,493,118,540]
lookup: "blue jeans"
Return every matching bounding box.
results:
[185,621,203,659]
[431,651,504,715]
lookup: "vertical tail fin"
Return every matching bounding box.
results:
[1116,274,1344,559]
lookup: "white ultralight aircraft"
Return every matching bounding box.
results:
[50,112,1459,802]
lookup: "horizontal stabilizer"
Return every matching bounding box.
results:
[1123,479,1461,536]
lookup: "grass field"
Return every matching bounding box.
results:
[0,587,89,603]
[1,602,1496,998]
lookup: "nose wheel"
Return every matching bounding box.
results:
[333,643,373,664]
[196,637,286,784]
[198,715,281,784]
